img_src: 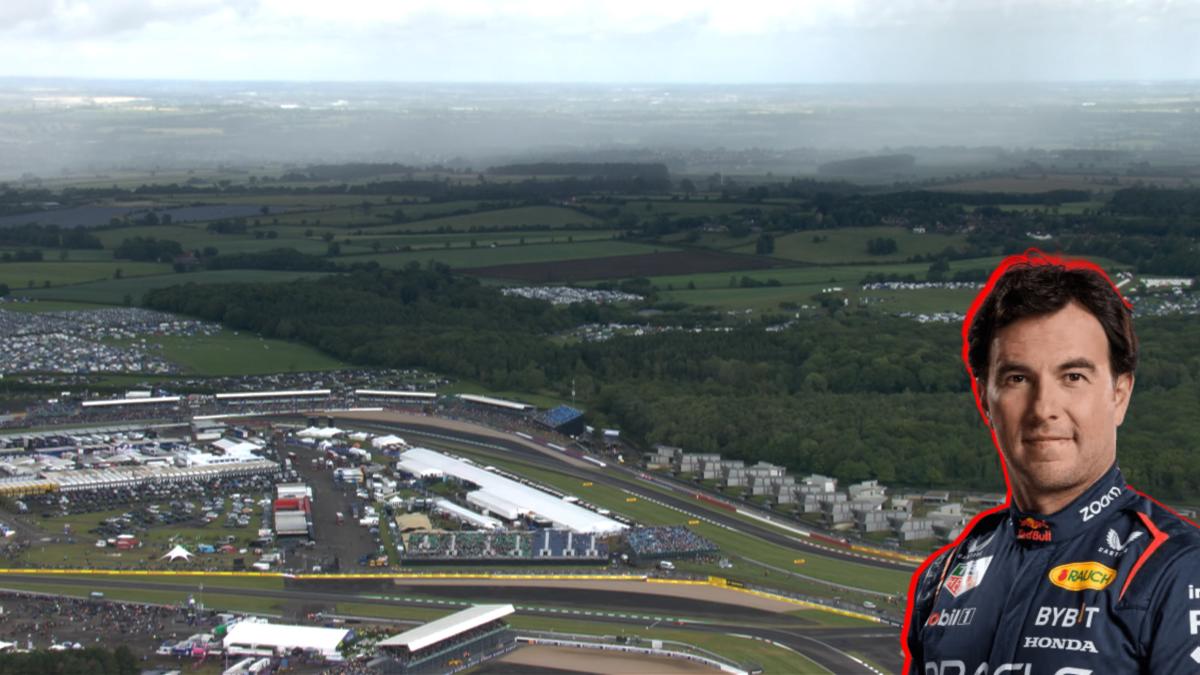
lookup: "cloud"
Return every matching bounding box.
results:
[2,0,258,38]
[0,0,1195,81]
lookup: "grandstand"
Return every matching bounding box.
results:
[354,390,438,407]
[401,529,609,565]
[81,396,181,409]
[372,604,516,674]
[214,390,334,410]
[535,405,585,436]
[625,526,719,562]
[454,394,534,414]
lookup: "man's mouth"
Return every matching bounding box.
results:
[1024,436,1072,445]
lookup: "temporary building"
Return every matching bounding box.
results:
[162,545,193,561]
[223,620,350,661]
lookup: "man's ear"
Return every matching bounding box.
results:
[1113,372,1134,427]
[977,376,991,424]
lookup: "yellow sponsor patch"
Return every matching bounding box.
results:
[1048,562,1117,591]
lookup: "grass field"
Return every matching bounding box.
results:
[149,331,347,375]
[22,269,331,304]
[1,248,116,262]
[346,240,669,269]
[582,199,776,219]
[92,223,372,256]
[344,229,619,251]
[0,300,110,312]
[932,173,1141,193]
[643,262,922,290]
[994,201,1105,215]
[739,227,969,264]
[0,261,172,289]
[348,205,603,235]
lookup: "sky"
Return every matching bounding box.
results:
[1,0,1198,83]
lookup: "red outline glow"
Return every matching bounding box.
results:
[900,248,1130,673]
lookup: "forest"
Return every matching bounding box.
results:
[144,265,1200,499]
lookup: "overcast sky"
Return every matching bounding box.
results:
[1,0,1197,83]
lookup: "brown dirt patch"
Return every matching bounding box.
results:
[461,250,782,282]
[500,644,721,674]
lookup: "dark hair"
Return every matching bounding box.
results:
[966,259,1137,382]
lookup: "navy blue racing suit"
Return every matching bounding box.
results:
[905,463,1200,674]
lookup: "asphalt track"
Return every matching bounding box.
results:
[0,574,899,674]
[329,414,913,578]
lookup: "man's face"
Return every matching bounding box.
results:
[982,301,1134,504]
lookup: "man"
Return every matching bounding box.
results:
[904,250,1200,674]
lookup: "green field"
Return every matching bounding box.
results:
[1,248,116,262]
[649,254,1132,313]
[0,261,172,289]
[344,229,619,252]
[0,300,109,312]
[584,199,773,219]
[740,227,970,264]
[150,331,347,375]
[22,269,331,304]
[92,223,371,256]
[995,201,1105,215]
[347,239,671,270]
[348,205,603,235]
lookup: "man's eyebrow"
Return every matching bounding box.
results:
[1058,358,1097,372]
[993,361,1031,377]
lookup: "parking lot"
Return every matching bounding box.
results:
[0,474,278,570]
[283,441,386,573]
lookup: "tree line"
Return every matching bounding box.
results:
[143,265,1200,499]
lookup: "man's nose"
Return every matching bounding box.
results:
[1028,381,1062,423]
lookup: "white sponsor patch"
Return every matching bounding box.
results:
[1022,636,1099,653]
[944,556,992,598]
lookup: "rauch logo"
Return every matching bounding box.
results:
[1049,562,1117,591]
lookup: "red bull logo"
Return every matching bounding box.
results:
[1017,517,1052,542]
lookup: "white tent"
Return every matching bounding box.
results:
[371,434,406,449]
[161,544,193,561]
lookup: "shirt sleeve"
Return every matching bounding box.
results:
[905,551,949,674]
[1143,544,1200,673]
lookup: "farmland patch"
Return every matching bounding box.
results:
[463,249,783,282]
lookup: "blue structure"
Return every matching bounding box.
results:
[535,405,585,436]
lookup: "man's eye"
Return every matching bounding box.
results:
[1066,372,1087,383]
[1006,374,1025,384]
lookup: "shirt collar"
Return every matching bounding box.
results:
[1008,463,1133,545]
